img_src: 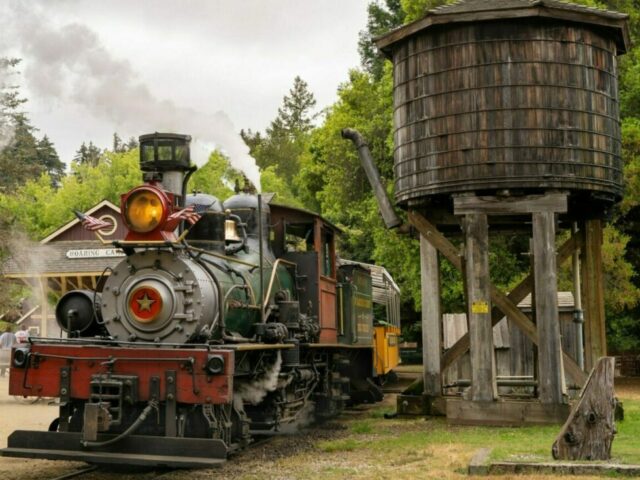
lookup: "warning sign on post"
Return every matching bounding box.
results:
[471,300,489,314]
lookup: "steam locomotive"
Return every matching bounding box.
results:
[1,133,400,468]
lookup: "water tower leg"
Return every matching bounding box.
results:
[580,219,606,372]
[463,213,497,402]
[532,212,566,404]
[420,234,441,398]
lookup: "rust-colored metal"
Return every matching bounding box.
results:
[9,344,233,404]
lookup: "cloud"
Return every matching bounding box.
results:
[1,1,261,189]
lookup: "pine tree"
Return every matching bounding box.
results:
[0,114,42,190]
[37,135,64,186]
[276,76,317,135]
[112,132,124,153]
[125,136,138,151]
[73,141,102,167]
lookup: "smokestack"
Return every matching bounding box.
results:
[341,128,402,229]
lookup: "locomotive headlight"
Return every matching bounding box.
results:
[124,188,167,233]
[206,355,225,374]
[13,347,30,368]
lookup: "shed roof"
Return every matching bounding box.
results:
[2,241,124,277]
[376,0,630,55]
[517,291,575,311]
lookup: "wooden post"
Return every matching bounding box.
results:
[581,219,606,372]
[552,357,616,460]
[532,212,565,404]
[409,210,587,386]
[463,214,496,401]
[39,277,48,337]
[420,234,441,397]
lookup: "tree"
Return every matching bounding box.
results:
[0,149,142,239]
[0,114,41,190]
[277,76,317,135]
[242,77,318,189]
[358,0,405,80]
[0,59,64,189]
[37,135,65,186]
[111,133,137,153]
[73,141,102,168]
[189,150,243,201]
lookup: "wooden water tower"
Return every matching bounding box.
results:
[376,0,629,424]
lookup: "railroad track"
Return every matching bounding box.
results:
[43,435,278,480]
[48,465,178,480]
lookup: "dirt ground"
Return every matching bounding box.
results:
[0,373,639,480]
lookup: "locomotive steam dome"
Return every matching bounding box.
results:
[376,0,630,210]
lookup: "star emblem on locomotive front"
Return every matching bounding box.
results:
[136,293,156,312]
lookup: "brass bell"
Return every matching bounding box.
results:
[224,219,241,243]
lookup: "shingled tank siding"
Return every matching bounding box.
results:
[391,18,622,205]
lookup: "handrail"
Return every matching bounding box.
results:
[261,258,298,315]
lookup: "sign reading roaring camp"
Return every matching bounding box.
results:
[66,248,125,259]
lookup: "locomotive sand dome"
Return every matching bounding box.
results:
[376,0,630,214]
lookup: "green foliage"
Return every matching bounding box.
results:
[0,149,141,239]
[72,141,103,167]
[242,76,318,191]
[358,0,405,80]
[401,0,454,22]
[189,150,242,201]
[0,59,64,190]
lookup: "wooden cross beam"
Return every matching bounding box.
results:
[442,232,582,370]
[408,210,587,385]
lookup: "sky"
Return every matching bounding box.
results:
[0,0,371,186]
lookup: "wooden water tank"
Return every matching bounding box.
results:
[377,0,630,208]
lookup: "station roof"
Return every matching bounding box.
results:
[376,0,630,55]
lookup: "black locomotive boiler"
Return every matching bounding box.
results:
[1,133,400,468]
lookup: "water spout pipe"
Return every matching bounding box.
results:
[341,128,402,229]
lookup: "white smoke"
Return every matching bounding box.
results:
[1,2,261,189]
[234,352,282,407]
[2,232,59,335]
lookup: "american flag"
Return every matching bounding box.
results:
[74,210,112,232]
[167,205,201,226]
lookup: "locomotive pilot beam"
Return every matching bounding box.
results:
[1,132,401,467]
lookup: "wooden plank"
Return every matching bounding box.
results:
[454,193,568,215]
[581,219,606,372]
[408,211,461,269]
[463,214,496,401]
[39,278,48,337]
[420,235,441,397]
[552,357,616,460]
[533,211,565,404]
[486,461,640,477]
[443,232,582,368]
[410,211,587,385]
[446,398,570,426]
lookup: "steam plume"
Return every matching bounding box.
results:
[234,352,282,406]
[2,2,261,189]
[2,232,59,335]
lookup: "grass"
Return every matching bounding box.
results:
[313,391,640,479]
[203,378,640,480]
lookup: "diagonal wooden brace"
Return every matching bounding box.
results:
[408,210,587,386]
